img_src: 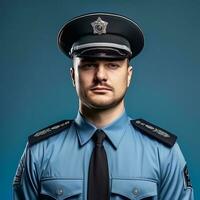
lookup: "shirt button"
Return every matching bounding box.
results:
[56,188,63,196]
[132,187,140,196]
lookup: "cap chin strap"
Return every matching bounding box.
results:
[70,42,132,56]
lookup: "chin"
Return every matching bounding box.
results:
[87,99,123,110]
[81,94,125,110]
[88,98,113,107]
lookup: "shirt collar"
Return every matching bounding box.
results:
[74,110,130,149]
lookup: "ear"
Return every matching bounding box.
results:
[70,67,76,87]
[127,65,133,87]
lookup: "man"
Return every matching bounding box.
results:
[13,12,194,199]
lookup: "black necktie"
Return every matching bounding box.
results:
[88,129,109,200]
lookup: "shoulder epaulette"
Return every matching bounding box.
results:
[131,119,177,147]
[28,120,73,146]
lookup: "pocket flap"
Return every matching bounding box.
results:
[111,179,157,199]
[40,179,82,199]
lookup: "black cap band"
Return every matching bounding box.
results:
[70,34,132,58]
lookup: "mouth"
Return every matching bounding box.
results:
[90,86,112,93]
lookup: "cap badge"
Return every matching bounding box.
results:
[91,17,108,35]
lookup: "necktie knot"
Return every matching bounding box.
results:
[93,129,106,147]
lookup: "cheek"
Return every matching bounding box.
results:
[76,72,92,90]
[113,73,129,90]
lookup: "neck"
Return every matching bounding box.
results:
[79,101,125,128]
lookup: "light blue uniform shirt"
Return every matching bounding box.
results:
[13,111,194,199]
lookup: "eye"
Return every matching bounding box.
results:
[79,63,96,70]
[107,63,120,69]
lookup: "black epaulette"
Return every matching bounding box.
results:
[131,119,177,147]
[28,120,73,146]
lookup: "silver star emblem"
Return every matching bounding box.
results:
[91,17,108,35]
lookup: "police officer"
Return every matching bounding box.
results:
[13,12,194,200]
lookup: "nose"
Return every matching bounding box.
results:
[94,64,107,82]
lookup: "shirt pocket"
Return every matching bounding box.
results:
[111,178,157,200]
[39,179,83,200]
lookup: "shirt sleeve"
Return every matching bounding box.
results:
[13,144,39,200]
[159,143,194,200]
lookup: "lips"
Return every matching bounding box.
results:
[90,86,112,92]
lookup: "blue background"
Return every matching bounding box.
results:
[0,0,199,199]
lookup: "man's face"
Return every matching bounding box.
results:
[71,57,132,110]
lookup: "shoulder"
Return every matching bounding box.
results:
[130,118,177,148]
[28,120,73,146]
